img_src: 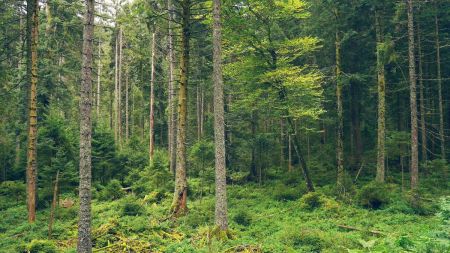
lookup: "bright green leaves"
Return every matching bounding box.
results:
[277,37,322,65]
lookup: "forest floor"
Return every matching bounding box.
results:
[0,174,449,253]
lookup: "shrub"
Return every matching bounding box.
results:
[122,201,144,216]
[233,210,252,227]
[26,239,57,253]
[279,228,329,251]
[299,192,324,210]
[99,179,125,201]
[0,181,25,202]
[272,185,304,201]
[356,181,391,209]
[143,190,165,204]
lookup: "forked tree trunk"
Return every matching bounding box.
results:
[26,0,39,223]
[375,11,386,183]
[213,0,228,231]
[77,0,94,251]
[407,0,419,192]
[172,0,190,216]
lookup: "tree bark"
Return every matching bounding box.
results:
[48,170,59,239]
[77,0,94,251]
[125,70,129,142]
[407,0,419,192]
[97,33,101,117]
[171,0,190,216]
[114,31,119,142]
[434,8,445,160]
[118,28,123,146]
[417,21,427,162]
[149,31,156,163]
[168,0,177,175]
[26,0,39,223]
[335,29,345,188]
[375,11,386,183]
[213,0,228,231]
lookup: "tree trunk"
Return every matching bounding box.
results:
[26,0,39,223]
[77,0,94,251]
[149,31,156,163]
[168,0,177,175]
[48,170,59,239]
[375,11,386,183]
[335,29,345,188]
[434,8,445,160]
[350,81,362,168]
[171,0,190,216]
[118,29,123,146]
[97,34,101,117]
[125,70,129,142]
[417,21,427,161]
[407,0,419,192]
[114,31,119,142]
[213,0,228,231]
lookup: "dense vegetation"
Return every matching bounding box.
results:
[0,0,449,252]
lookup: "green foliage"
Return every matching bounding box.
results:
[0,181,25,206]
[98,179,125,201]
[299,192,325,210]
[272,184,305,201]
[279,228,329,251]
[356,181,391,209]
[233,210,252,227]
[121,199,144,216]
[25,239,57,253]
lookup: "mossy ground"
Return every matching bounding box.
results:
[1,177,449,253]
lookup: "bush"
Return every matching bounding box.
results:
[122,202,144,216]
[26,239,57,253]
[356,181,391,209]
[279,228,329,251]
[99,179,125,201]
[299,192,324,210]
[272,184,305,201]
[233,210,252,226]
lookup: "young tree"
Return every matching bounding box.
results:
[335,26,344,189]
[434,5,445,161]
[26,0,39,223]
[149,29,156,163]
[77,0,94,251]
[406,0,419,192]
[212,0,228,231]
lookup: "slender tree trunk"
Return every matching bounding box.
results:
[168,0,177,175]
[125,70,129,142]
[376,11,386,183]
[48,170,59,239]
[250,112,258,179]
[97,35,101,117]
[335,30,345,188]
[434,9,445,160]
[171,0,190,216]
[118,29,123,146]
[213,0,228,231]
[77,0,94,251]
[114,31,119,142]
[149,31,156,163]
[407,0,419,192]
[26,0,39,223]
[288,134,292,172]
[417,21,427,161]
[350,81,362,168]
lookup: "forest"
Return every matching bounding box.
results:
[0,0,449,252]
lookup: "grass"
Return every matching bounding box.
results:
[0,178,449,252]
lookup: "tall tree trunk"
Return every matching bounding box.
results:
[114,31,119,142]
[48,170,59,239]
[434,8,445,160]
[125,70,129,142]
[77,0,94,251]
[149,31,156,163]
[376,11,386,183]
[407,0,419,192]
[168,0,177,175]
[335,30,345,188]
[26,0,39,223]
[171,0,190,216]
[118,28,123,146]
[417,21,427,161]
[350,80,362,168]
[97,35,101,117]
[213,0,228,231]
[197,85,201,140]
